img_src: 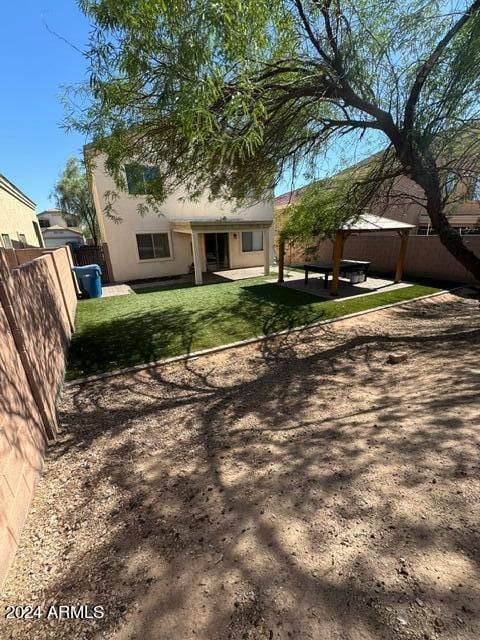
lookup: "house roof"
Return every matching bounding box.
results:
[275,188,307,209]
[341,213,414,232]
[37,208,64,217]
[275,153,381,209]
[42,225,84,235]
[0,173,36,209]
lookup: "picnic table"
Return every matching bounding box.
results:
[303,260,371,288]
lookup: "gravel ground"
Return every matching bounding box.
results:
[1,289,480,640]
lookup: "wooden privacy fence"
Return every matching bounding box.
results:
[0,246,77,585]
[71,243,113,283]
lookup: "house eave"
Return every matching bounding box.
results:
[171,219,273,234]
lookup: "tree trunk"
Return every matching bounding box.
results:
[87,216,99,246]
[429,209,480,280]
[403,150,480,281]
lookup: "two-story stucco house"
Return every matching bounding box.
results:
[87,150,274,284]
[0,174,43,249]
[275,163,480,235]
[37,208,70,229]
[37,209,86,249]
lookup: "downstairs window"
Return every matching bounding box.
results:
[242,231,263,252]
[136,233,171,260]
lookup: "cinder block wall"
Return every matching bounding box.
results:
[14,247,77,326]
[0,247,77,585]
[11,256,72,429]
[342,235,480,283]
[0,301,46,583]
[2,249,19,269]
[282,235,480,283]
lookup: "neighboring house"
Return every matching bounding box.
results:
[37,208,69,229]
[87,150,274,284]
[41,225,86,249]
[37,209,85,249]
[0,173,43,249]
[275,165,480,236]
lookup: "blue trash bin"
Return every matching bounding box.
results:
[72,264,102,299]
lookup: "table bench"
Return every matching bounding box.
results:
[303,260,371,288]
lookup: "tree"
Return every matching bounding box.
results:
[72,0,480,277]
[53,157,99,245]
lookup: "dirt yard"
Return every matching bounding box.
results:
[2,289,480,640]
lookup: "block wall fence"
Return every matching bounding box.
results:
[0,246,77,585]
[280,234,480,284]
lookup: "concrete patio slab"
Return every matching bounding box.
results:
[211,266,266,280]
[102,283,134,298]
[282,275,412,300]
[212,266,298,282]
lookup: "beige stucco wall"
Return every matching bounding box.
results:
[228,230,273,269]
[89,153,273,282]
[0,176,41,248]
[370,175,480,228]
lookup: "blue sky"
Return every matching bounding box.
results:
[0,2,377,210]
[0,1,91,212]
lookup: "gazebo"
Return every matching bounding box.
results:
[277,214,415,295]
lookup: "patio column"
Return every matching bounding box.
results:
[263,228,270,276]
[277,237,285,283]
[394,229,410,283]
[330,230,345,296]
[191,231,203,285]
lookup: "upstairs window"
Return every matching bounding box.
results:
[136,233,171,260]
[242,231,263,252]
[1,234,12,249]
[18,233,27,248]
[125,165,159,195]
[39,219,50,228]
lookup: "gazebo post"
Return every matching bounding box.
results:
[277,238,285,283]
[330,230,346,296]
[394,229,410,283]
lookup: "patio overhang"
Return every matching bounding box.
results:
[278,214,415,295]
[171,219,272,234]
[171,218,273,285]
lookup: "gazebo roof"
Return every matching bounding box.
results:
[341,213,415,233]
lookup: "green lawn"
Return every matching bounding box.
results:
[66,277,441,380]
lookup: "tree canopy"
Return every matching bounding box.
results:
[72,0,480,277]
[53,157,99,245]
